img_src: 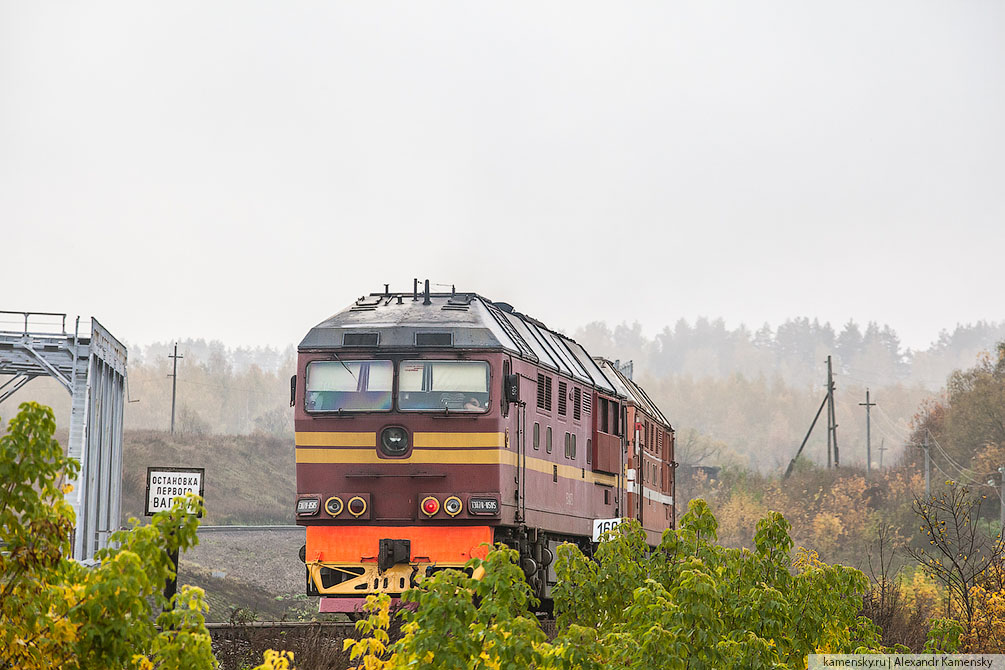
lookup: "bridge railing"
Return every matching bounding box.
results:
[0,310,70,335]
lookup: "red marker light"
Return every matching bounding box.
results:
[421,496,440,516]
[347,496,367,518]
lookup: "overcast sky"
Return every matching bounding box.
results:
[2,1,1002,352]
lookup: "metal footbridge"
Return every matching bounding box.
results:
[0,311,127,562]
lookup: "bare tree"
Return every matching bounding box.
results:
[907,482,1005,630]
[675,427,723,466]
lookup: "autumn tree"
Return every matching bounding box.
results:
[553,500,890,668]
[911,342,1005,476]
[907,481,1005,633]
[345,501,892,670]
[0,401,215,670]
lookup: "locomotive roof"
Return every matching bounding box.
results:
[300,290,672,426]
[596,358,672,429]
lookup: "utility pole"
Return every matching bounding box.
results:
[826,356,839,468]
[878,438,887,469]
[782,356,842,479]
[859,389,876,478]
[168,343,183,435]
[826,357,833,468]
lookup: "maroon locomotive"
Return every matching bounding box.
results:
[293,282,675,612]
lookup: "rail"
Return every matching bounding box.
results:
[197,525,303,533]
[206,621,354,640]
[207,618,558,642]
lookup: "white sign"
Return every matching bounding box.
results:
[592,517,624,542]
[145,467,205,516]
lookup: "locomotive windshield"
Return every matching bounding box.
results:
[305,360,393,412]
[398,360,489,413]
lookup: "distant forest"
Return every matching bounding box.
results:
[574,318,1005,471]
[3,318,1004,475]
[573,318,1005,391]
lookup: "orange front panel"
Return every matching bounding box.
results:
[306,525,493,564]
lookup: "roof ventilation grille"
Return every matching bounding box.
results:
[415,332,453,347]
[343,332,379,347]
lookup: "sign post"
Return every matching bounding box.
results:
[145,467,205,610]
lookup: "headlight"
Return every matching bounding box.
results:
[380,426,409,456]
[325,496,343,516]
[444,496,462,517]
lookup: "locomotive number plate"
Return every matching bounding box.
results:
[297,497,320,515]
[592,517,624,542]
[468,497,499,515]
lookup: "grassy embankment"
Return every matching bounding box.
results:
[121,431,311,622]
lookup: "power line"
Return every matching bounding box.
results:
[929,456,961,486]
[872,427,902,449]
[912,429,1004,505]
[925,436,1002,504]
[926,429,978,477]
[875,405,912,440]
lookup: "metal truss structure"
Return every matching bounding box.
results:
[0,311,127,562]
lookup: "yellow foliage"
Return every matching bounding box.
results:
[898,568,941,614]
[829,477,869,539]
[131,655,155,670]
[343,594,393,670]
[964,585,1005,652]
[811,512,844,557]
[716,490,767,547]
[794,546,822,571]
[971,443,1005,482]
[253,649,295,670]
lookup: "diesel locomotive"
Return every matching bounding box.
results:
[293,282,675,612]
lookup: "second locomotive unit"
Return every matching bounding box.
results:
[293,282,675,612]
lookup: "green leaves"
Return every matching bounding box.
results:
[343,497,888,669]
[392,544,548,670]
[0,402,215,670]
[550,500,885,667]
[923,617,964,653]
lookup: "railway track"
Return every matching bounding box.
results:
[207,617,558,640]
[208,621,358,670]
[208,617,558,669]
[197,525,303,534]
[206,620,353,641]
